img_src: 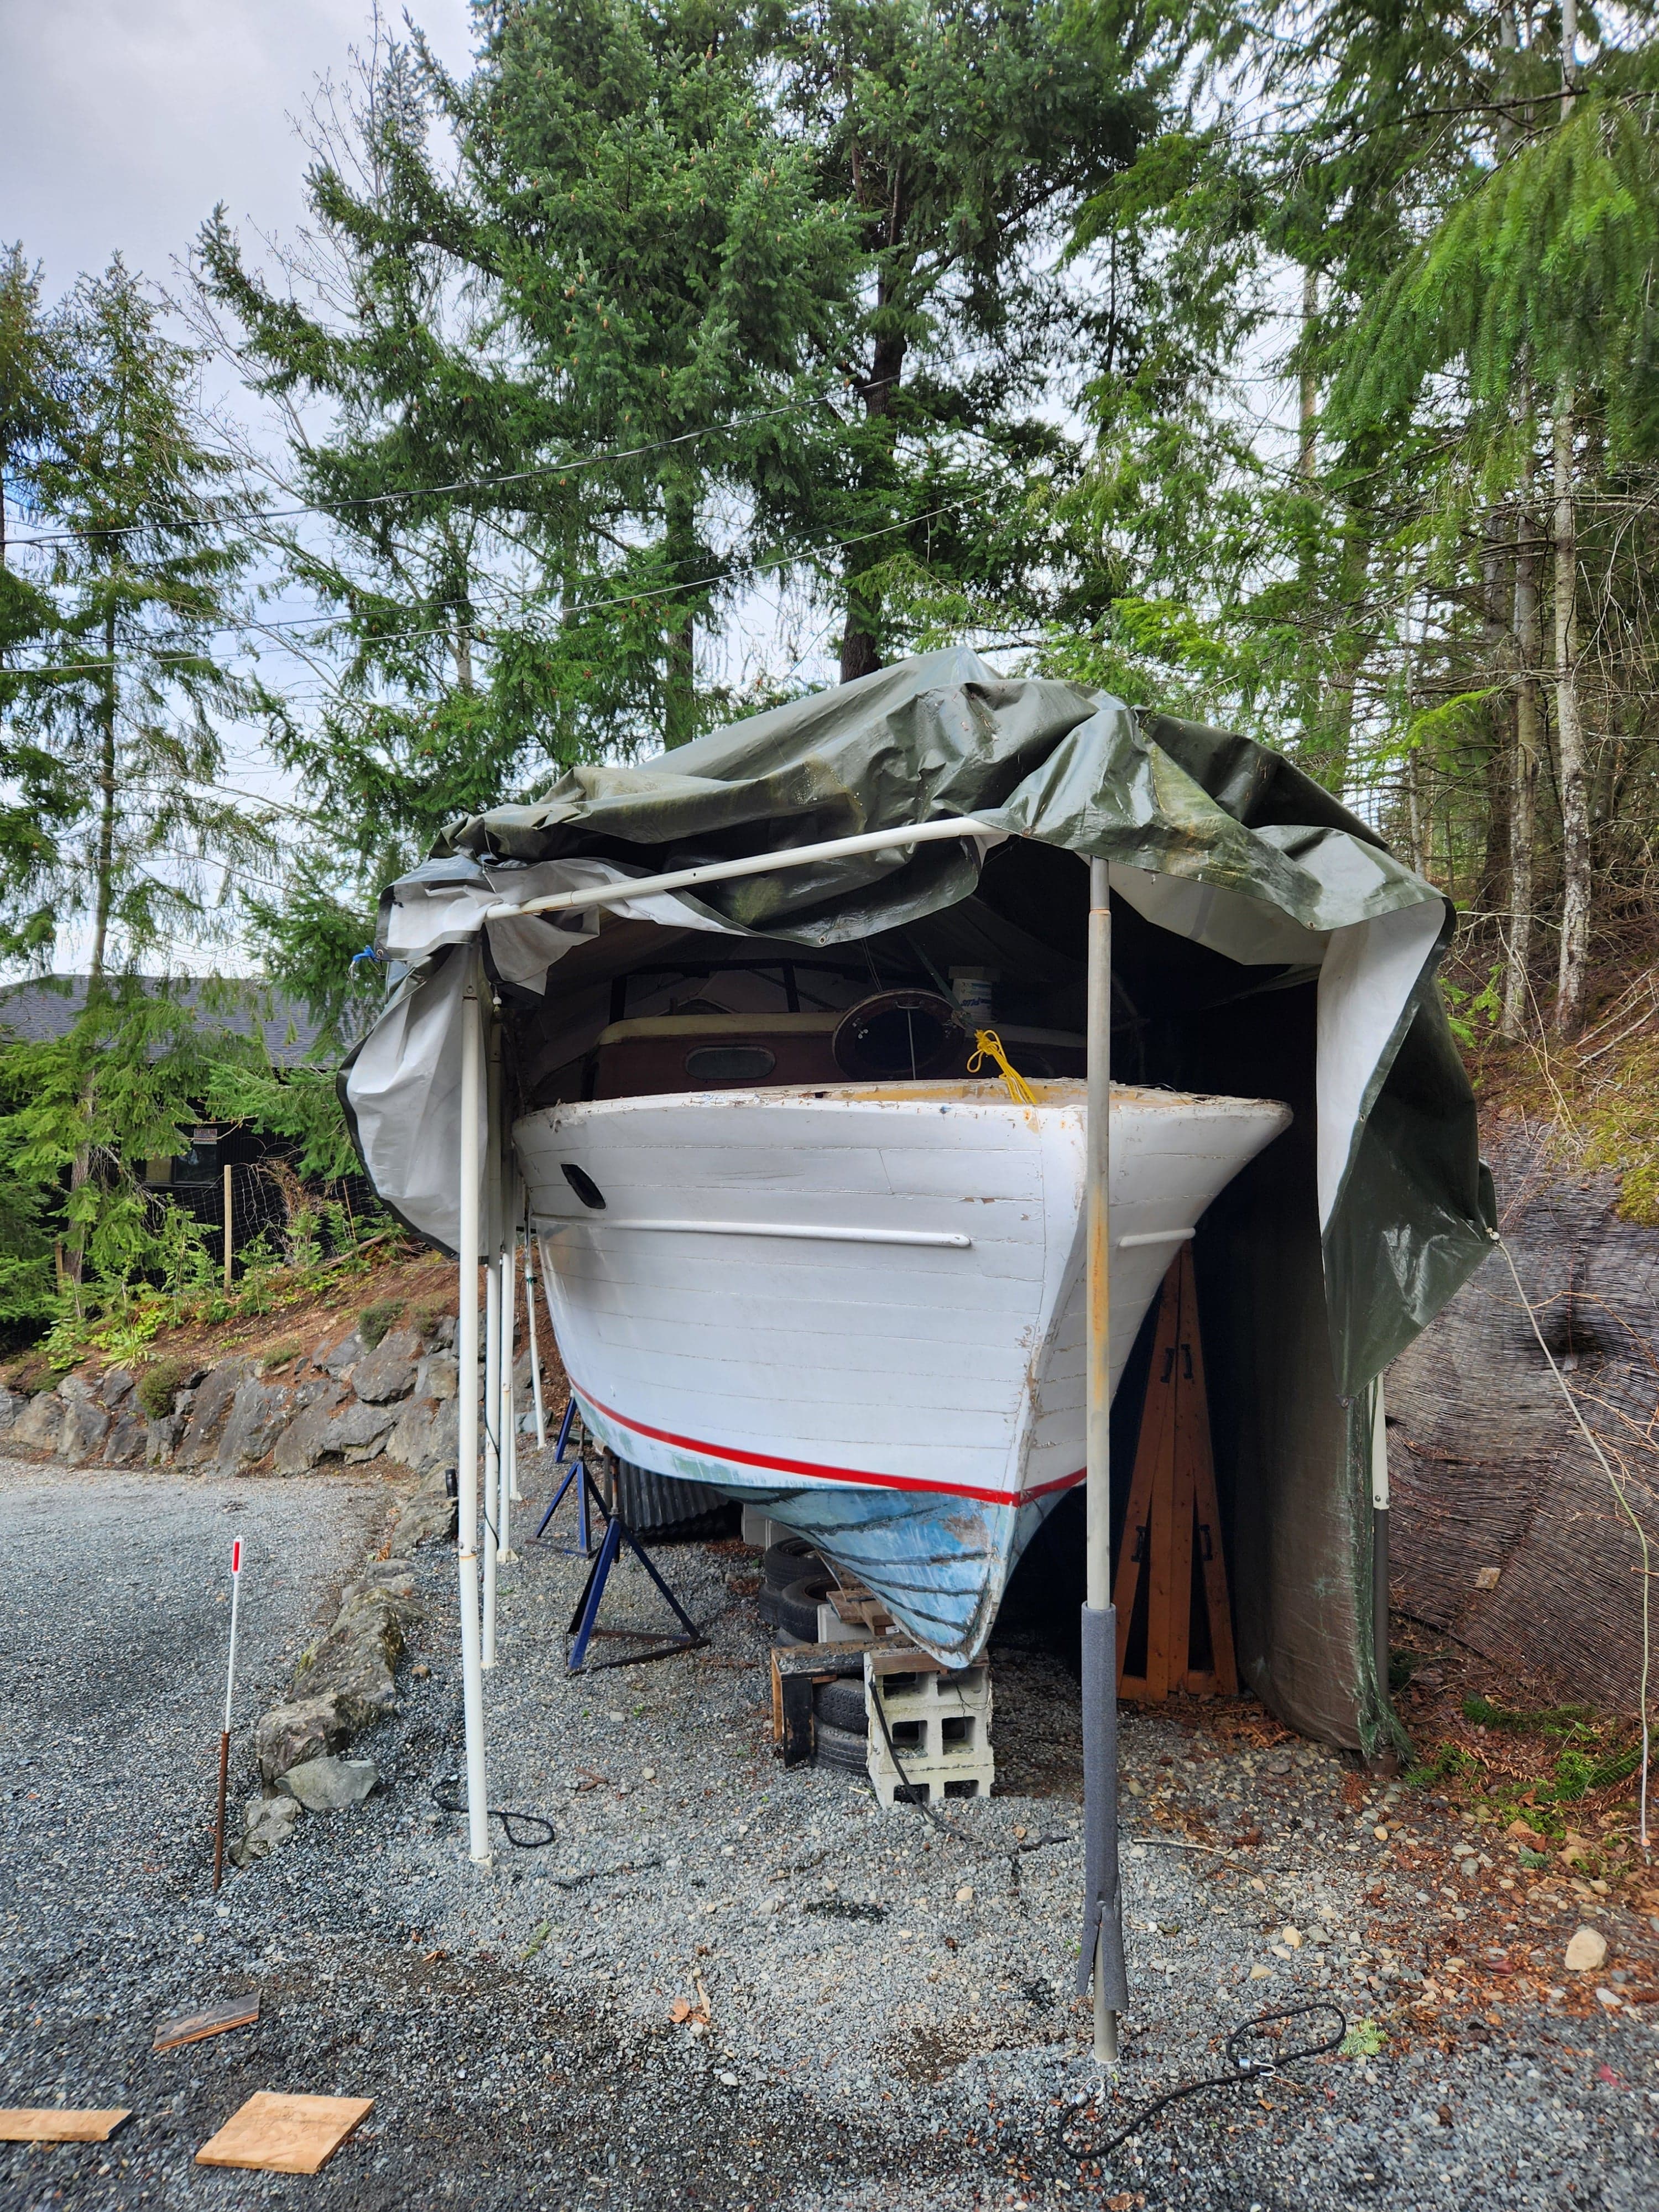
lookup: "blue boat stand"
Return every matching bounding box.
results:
[537,1400,705,1672]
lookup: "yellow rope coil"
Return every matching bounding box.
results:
[967,1028,1038,1106]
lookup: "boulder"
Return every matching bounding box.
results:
[290,1590,409,1724]
[228,1790,303,1868]
[13,1392,66,1453]
[144,1413,184,1466]
[414,1352,457,1402]
[59,1371,98,1404]
[352,1327,421,1404]
[389,1467,457,1555]
[103,1412,147,1465]
[59,1400,112,1465]
[254,1693,356,1784]
[272,1389,396,1475]
[319,1333,363,1379]
[98,1367,136,1410]
[213,1375,296,1473]
[0,1387,18,1432]
[175,1360,255,1468]
[385,1395,458,1475]
[279,1754,379,1812]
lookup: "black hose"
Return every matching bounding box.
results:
[431,1775,556,1849]
[1049,2001,1348,2163]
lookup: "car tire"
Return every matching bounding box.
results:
[763,1537,823,1590]
[772,1573,834,1643]
[813,1719,869,1773]
[812,1676,868,1734]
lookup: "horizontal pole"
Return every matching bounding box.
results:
[481,817,995,924]
[1117,1227,1196,1248]
[537,1215,972,1250]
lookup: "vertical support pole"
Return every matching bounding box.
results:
[1371,1376,1390,1706]
[212,1535,243,1893]
[481,1016,502,1667]
[222,1163,233,1295]
[456,962,492,1867]
[1078,855,1128,2063]
[499,1237,518,1562]
[524,1211,547,1451]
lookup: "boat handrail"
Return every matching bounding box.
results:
[479,816,998,924]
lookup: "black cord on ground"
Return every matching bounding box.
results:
[867,1682,1069,1877]
[431,1776,557,1849]
[1049,2001,1348,2164]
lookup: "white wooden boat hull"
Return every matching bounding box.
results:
[517,1081,1290,1662]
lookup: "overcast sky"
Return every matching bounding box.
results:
[2,0,474,294]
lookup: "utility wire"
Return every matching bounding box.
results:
[1,377,899,550]
[6,499,978,684]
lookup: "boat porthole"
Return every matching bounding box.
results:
[684,1044,777,1085]
[561,1163,607,1211]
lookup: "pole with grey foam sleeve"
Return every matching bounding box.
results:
[456,958,492,1866]
[1077,856,1129,2062]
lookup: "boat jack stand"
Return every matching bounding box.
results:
[534,1400,604,1557]
[565,1508,706,1673]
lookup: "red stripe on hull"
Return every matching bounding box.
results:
[568,1378,1084,1510]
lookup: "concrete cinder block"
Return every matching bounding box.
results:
[864,1652,994,1808]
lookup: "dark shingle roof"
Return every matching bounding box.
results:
[0,977,327,1067]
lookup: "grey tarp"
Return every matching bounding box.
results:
[345,646,1496,1749]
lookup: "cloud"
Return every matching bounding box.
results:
[0,0,473,291]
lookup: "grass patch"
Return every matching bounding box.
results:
[358,1299,403,1349]
[1404,1743,1475,1790]
[1460,1695,1597,1736]
[259,1337,306,1373]
[411,1298,451,1340]
[135,1357,189,1421]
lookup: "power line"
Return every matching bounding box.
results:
[1,378,899,550]
[2,499,982,684]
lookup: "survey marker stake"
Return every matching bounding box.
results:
[212,1536,244,1893]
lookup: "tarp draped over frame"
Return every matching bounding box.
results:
[346,647,1494,1406]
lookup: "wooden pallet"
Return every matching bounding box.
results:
[770,1639,871,1766]
[1114,1244,1238,1699]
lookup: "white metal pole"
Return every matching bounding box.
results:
[523,1210,547,1450]
[498,1239,517,1557]
[1083,855,1127,2063]
[212,1535,244,1893]
[456,962,492,1866]
[481,1016,502,1668]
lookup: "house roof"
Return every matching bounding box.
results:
[0,976,326,1067]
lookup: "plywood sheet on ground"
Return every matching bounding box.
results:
[195,2091,372,2174]
[0,2110,129,2142]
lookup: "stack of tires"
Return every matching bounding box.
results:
[757,1537,868,1775]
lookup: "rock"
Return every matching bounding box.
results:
[1566,1926,1609,1973]
[352,1327,422,1404]
[413,1352,458,1402]
[319,1333,363,1379]
[144,1413,184,1466]
[59,1371,98,1404]
[279,1753,380,1812]
[0,1387,18,1432]
[13,1392,66,1453]
[290,1592,406,1724]
[59,1400,112,1465]
[228,1791,304,1867]
[175,1360,256,1468]
[384,1395,458,1476]
[270,1386,398,1475]
[98,1367,136,1409]
[1281,1924,1303,1948]
[388,1464,457,1553]
[213,1375,295,1473]
[103,1412,147,1465]
[254,1693,357,1784]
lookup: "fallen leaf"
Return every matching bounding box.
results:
[1597,2064,1628,2088]
[669,2000,692,2024]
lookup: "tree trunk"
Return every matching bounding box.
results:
[1553,393,1590,1035]
[662,481,697,745]
[1502,503,1543,1039]
[1478,508,1514,922]
[839,332,906,685]
[89,595,118,986]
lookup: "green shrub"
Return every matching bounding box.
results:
[136,1357,189,1421]
[358,1299,403,1349]
[411,1298,451,1341]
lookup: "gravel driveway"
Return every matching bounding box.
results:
[1,1453,1656,2210]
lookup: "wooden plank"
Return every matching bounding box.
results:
[1182,1243,1239,1695]
[195,2092,373,2176]
[0,2110,129,2144]
[153,1995,260,2053]
[1167,1250,1199,1690]
[780,1673,815,1767]
[1113,1264,1178,1693]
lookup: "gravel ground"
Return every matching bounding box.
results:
[2,1448,1657,2210]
